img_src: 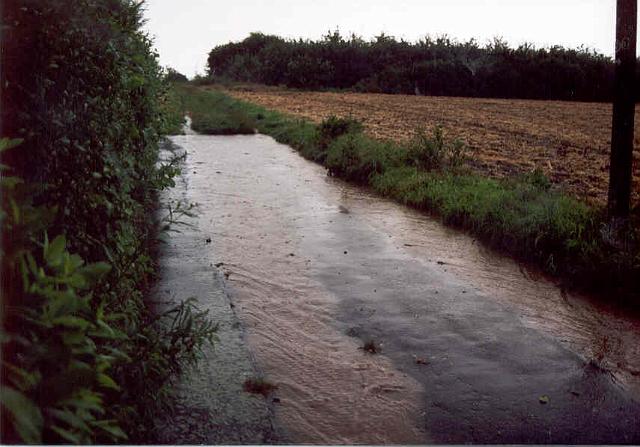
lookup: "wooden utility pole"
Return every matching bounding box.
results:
[608,0,637,218]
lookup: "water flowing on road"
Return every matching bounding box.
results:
[169,130,640,443]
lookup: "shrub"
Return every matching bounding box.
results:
[518,168,552,191]
[326,133,402,183]
[313,115,363,162]
[316,115,363,147]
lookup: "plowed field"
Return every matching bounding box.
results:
[221,86,640,206]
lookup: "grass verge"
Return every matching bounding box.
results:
[175,84,640,302]
[174,84,256,134]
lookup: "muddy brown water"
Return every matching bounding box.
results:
[170,131,640,444]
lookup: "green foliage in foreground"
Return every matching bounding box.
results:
[179,86,640,298]
[1,1,213,443]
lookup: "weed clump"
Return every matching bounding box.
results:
[326,133,402,183]
[314,115,363,159]
[405,126,468,171]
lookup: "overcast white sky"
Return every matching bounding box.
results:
[142,0,633,78]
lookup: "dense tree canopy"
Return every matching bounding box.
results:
[207,32,631,102]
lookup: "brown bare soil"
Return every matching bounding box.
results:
[221,86,640,206]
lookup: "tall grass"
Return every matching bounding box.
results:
[174,85,256,134]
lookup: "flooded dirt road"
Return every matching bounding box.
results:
[170,131,640,444]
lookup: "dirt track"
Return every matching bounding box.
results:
[221,87,640,206]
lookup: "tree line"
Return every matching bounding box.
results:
[207,31,635,102]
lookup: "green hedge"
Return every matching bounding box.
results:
[1,1,211,443]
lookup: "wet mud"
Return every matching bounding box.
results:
[169,131,640,443]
